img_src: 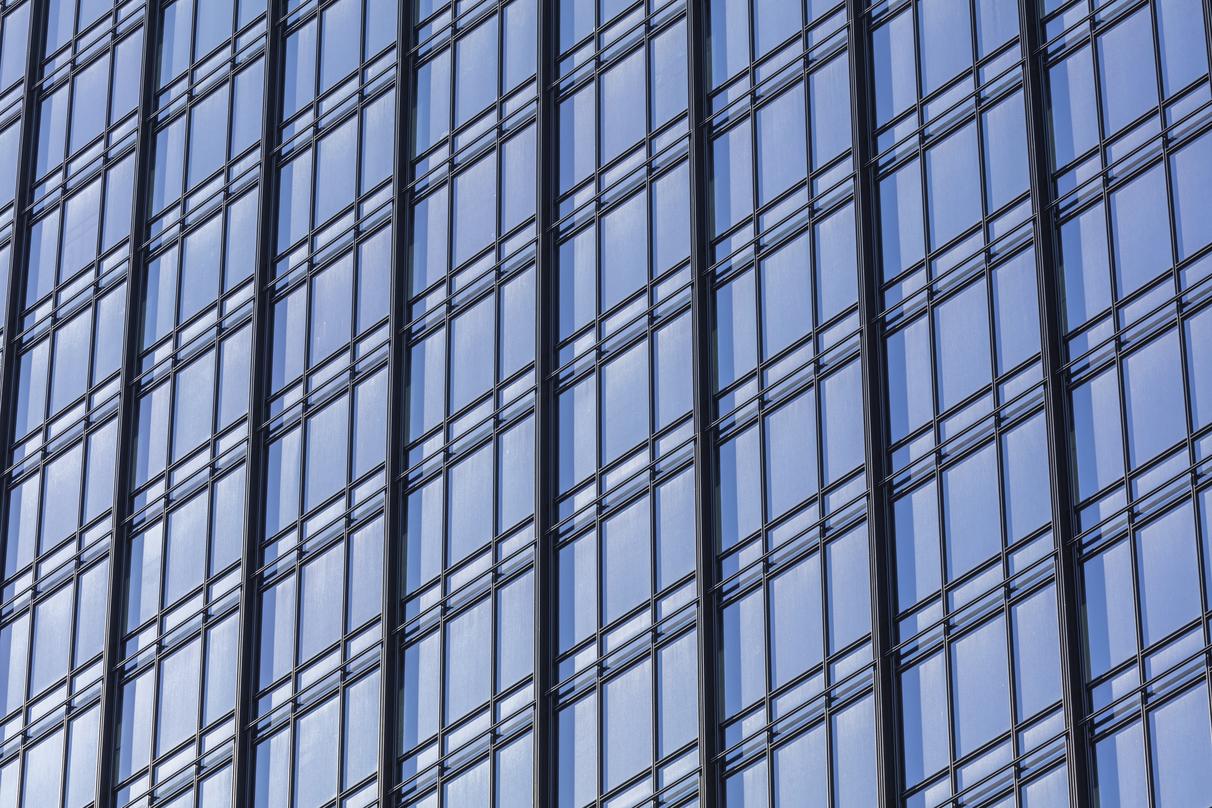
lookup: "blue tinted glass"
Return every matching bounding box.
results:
[558,531,596,652]
[600,191,647,310]
[559,225,595,338]
[815,202,858,321]
[651,21,688,125]
[918,0,972,95]
[1083,540,1138,676]
[927,123,981,248]
[880,158,924,279]
[557,695,596,808]
[810,54,851,169]
[756,85,807,205]
[710,0,749,86]
[991,250,1039,373]
[448,443,492,563]
[943,443,1000,579]
[895,482,941,610]
[760,233,812,358]
[717,425,760,549]
[601,341,648,463]
[1012,585,1061,719]
[602,495,651,624]
[453,153,497,266]
[657,631,697,755]
[833,695,878,805]
[503,0,535,89]
[1097,8,1158,135]
[601,49,645,164]
[603,661,652,790]
[559,85,595,192]
[1149,684,1212,804]
[901,651,948,786]
[873,10,915,126]
[1002,414,1051,543]
[754,0,800,57]
[1071,367,1124,500]
[1109,163,1172,299]
[715,270,757,388]
[1049,45,1098,167]
[712,123,753,235]
[450,295,494,411]
[983,91,1029,212]
[934,280,991,412]
[764,389,816,520]
[770,554,822,689]
[826,524,871,651]
[1060,202,1111,328]
[820,360,864,484]
[951,617,1010,756]
[887,316,933,441]
[1095,723,1148,805]
[775,725,824,805]
[1122,331,1185,467]
[1136,503,1200,645]
[1156,0,1209,94]
[1171,130,1212,260]
[455,17,498,126]
[415,52,451,155]
[975,0,1017,57]
[722,588,765,716]
[1188,308,1212,430]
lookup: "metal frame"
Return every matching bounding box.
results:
[230,0,285,803]
[845,1,901,804]
[535,0,557,806]
[96,2,164,801]
[1019,1,1094,803]
[7,1,1212,805]
[684,0,720,805]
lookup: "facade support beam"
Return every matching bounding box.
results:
[96,4,165,802]
[1019,1,1092,803]
[845,1,901,804]
[685,1,720,805]
[231,1,284,803]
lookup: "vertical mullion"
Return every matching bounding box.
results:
[845,1,901,805]
[535,1,557,806]
[684,1,719,806]
[96,0,165,802]
[381,1,415,802]
[1019,0,1093,803]
[0,0,47,579]
[231,0,284,803]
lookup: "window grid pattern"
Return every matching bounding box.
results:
[399,0,539,803]
[704,3,886,805]
[2,1,1211,806]
[551,2,708,806]
[107,3,271,806]
[1038,0,1212,805]
[1,4,147,806]
[249,0,397,805]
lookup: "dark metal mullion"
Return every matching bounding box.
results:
[95,0,164,802]
[0,0,47,588]
[684,1,719,805]
[230,0,284,803]
[535,0,557,806]
[845,1,901,805]
[380,0,414,803]
[0,0,51,788]
[1019,1,1094,803]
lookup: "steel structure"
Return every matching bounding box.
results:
[1,1,1211,806]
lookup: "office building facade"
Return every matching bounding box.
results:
[0,0,1210,805]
